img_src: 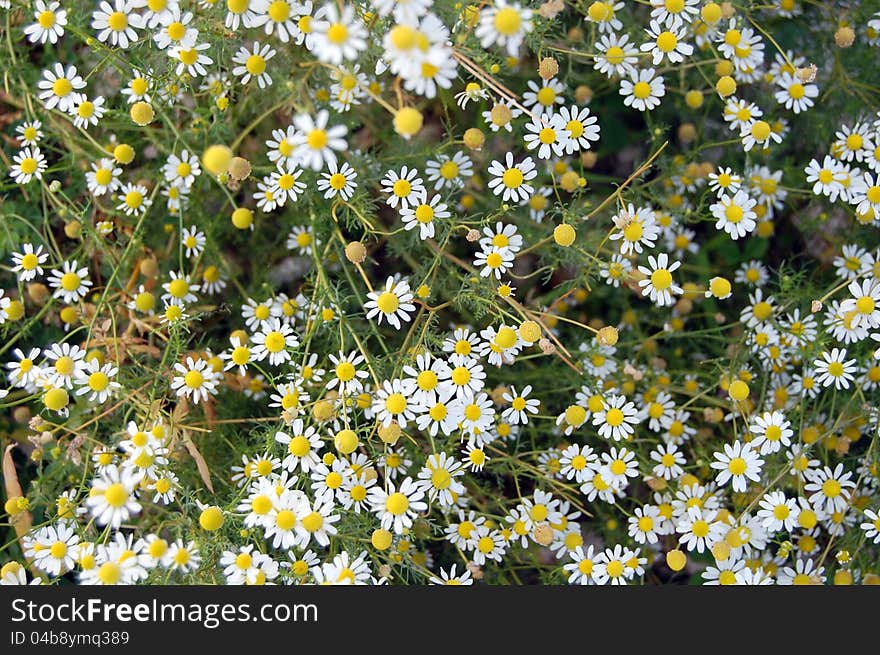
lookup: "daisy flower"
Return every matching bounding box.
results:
[710,440,764,492]
[487,152,537,203]
[637,252,683,307]
[170,356,218,404]
[620,68,665,111]
[25,1,68,44]
[48,260,92,304]
[475,0,533,57]
[368,477,428,535]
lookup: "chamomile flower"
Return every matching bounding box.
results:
[170,356,218,404]
[232,41,276,88]
[637,253,683,307]
[252,319,299,366]
[641,20,693,65]
[487,152,537,203]
[163,150,201,188]
[650,442,685,480]
[9,147,47,185]
[91,0,143,48]
[475,0,533,57]
[860,509,880,544]
[382,166,426,210]
[30,522,79,577]
[741,119,783,152]
[814,348,857,390]
[365,276,416,330]
[609,204,660,254]
[169,41,213,78]
[152,7,197,50]
[37,63,85,112]
[425,151,473,191]
[309,2,368,64]
[774,72,817,114]
[749,411,793,455]
[326,350,369,396]
[316,161,357,200]
[594,33,638,78]
[368,476,427,535]
[401,194,450,240]
[25,1,68,44]
[620,68,665,111]
[593,394,640,441]
[48,260,92,304]
[16,120,43,147]
[757,491,800,533]
[117,182,152,216]
[11,243,48,282]
[74,359,121,404]
[418,452,465,507]
[710,440,763,492]
[711,190,757,240]
[85,465,141,528]
[162,271,199,304]
[474,245,515,280]
[523,113,571,160]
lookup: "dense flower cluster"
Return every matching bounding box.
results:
[1,0,880,586]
